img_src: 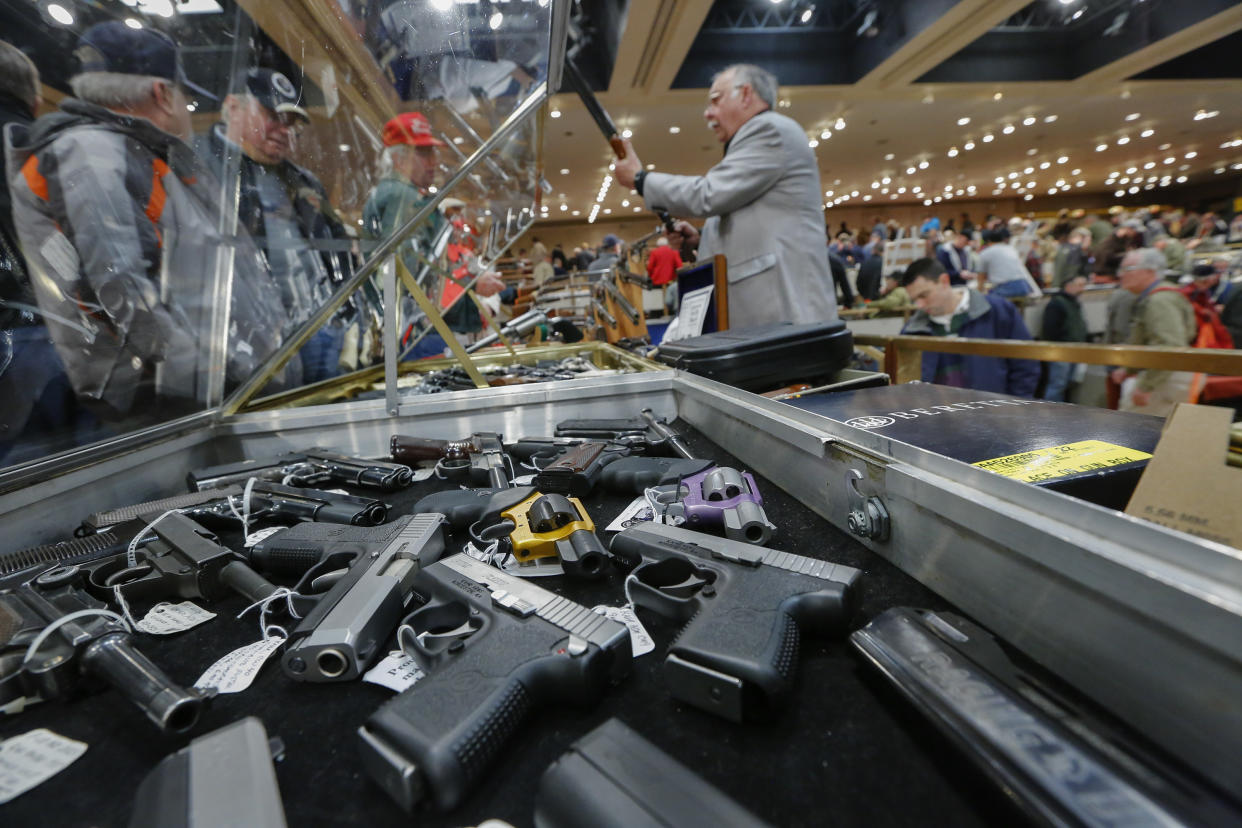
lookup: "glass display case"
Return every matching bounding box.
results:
[1,0,569,470]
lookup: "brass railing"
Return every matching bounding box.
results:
[853,335,1242,385]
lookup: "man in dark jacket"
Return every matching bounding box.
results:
[1040,274,1089,401]
[197,68,355,383]
[899,257,1039,397]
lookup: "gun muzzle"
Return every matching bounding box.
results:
[723,499,774,545]
[80,633,209,733]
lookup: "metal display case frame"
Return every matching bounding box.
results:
[1,369,1240,802]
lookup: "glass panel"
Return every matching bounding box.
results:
[0,0,553,468]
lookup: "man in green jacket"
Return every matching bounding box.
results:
[362,112,504,345]
[1110,248,1197,416]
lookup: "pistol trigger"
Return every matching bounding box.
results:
[309,568,349,592]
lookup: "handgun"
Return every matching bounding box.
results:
[476,490,613,579]
[390,432,510,488]
[0,522,156,591]
[593,297,617,328]
[129,717,288,828]
[556,409,693,459]
[411,486,536,532]
[188,448,413,492]
[357,552,631,812]
[535,718,772,828]
[649,465,776,545]
[279,514,447,682]
[610,522,861,722]
[0,566,209,732]
[533,441,631,497]
[79,512,281,607]
[466,309,547,354]
[81,481,388,535]
[597,456,716,494]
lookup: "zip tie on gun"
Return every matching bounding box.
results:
[125,509,181,569]
[237,587,302,642]
[113,585,141,630]
[463,539,501,567]
[225,477,260,546]
[22,609,132,668]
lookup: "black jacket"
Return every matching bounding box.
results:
[0,94,34,330]
[1041,290,1088,343]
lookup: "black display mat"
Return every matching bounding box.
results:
[1,425,1036,827]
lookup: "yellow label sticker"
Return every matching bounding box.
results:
[972,440,1153,483]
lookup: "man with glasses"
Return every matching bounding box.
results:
[613,64,838,329]
[198,68,356,383]
[8,22,288,424]
[897,257,1038,397]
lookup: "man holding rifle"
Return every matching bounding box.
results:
[612,64,838,328]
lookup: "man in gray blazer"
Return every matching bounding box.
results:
[614,64,838,329]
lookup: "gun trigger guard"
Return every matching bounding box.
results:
[660,574,707,599]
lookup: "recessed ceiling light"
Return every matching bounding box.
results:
[994,176,1004,183]
[834,118,846,130]
[1185,151,1197,159]
[1044,115,1057,123]
[947,147,959,157]
[898,186,906,193]
[957,117,971,126]
[820,129,832,140]
[560,168,569,174]
[863,194,872,201]
[1143,161,1155,169]
[851,190,859,197]
[572,210,580,216]
[808,139,819,148]
[906,166,916,174]
[1116,136,1130,145]
[1115,190,1125,197]
[1138,129,1154,139]
[1027,148,1038,156]
[1179,164,1190,171]
[881,176,891,184]
[1193,110,1219,121]
[560,204,568,211]
[1071,169,1081,175]
[621,129,633,138]
[646,163,655,170]
[982,134,994,143]
[1002,124,1015,134]
[1095,143,1108,151]
[1008,172,1018,179]
[993,92,1003,101]
[669,126,680,134]
[1158,143,1171,150]
[884,153,895,160]
[1125,166,1137,174]
[1216,168,1226,174]
[1163,157,1175,164]
[1024,166,1034,174]
[918,160,929,169]
[634,206,642,211]
[550,109,562,119]
[1039,161,1051,169]
[1022,117,1036,126]
[1026,180,1035,188]
[1124,113,1141,121]
[603,208,612,214]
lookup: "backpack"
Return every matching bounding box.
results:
[1152,286,1234,349]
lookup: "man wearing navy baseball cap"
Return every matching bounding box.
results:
[7,21,292,421]
[196,66,357,383]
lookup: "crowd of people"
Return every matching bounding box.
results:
[0,25,514,462]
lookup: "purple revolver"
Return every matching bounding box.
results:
[652,466,775,545]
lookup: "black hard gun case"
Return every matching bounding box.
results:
[655,321,853,391]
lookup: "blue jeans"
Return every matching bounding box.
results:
[299,322,346,385]
[1043,361,1073,401]
[991,279,1032,298]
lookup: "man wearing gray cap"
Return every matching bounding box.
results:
[7,22,289,421]
[197,67,357,383]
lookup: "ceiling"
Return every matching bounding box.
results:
[540,0,1242,226]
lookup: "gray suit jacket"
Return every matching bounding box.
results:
[642,110,838,329]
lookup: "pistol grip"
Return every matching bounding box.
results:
[600,457,714,494]
[360,622,588,811]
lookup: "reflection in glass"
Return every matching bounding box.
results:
[0,0,553,468]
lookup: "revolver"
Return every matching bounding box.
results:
[277,514,447,682]
[390,432,510,488]
[188,448,414,492]
[0,566,209,732]
[649,465,776,545]
[81,481,388,534]
[475,490,614,579]
[610,522,861,722]
[357,552,631,812]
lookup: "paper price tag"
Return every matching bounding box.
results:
[0,729,88,805]
[605,495,656,532]
[244,526,285,548]
[136,602,216,635]
[362,651,425,693]
[511,474,536,486]
[194,637,284,694]
[593,605,654,657]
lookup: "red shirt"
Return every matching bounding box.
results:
[646,245,683,286]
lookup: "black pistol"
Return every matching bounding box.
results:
[358,552,631,812]
[188,448,413,492]
[610,521,861,721]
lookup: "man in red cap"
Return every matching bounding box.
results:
[363,111,505,347]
